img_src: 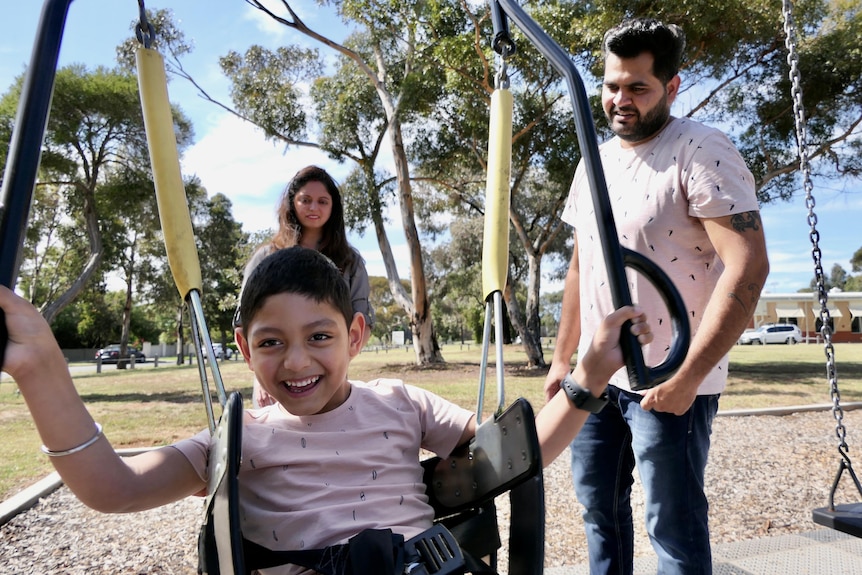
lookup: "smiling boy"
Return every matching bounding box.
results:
[0,246,650,574]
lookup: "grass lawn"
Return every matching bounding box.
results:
[1,342,860,500]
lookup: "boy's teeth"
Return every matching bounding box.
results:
[287,376,319,388]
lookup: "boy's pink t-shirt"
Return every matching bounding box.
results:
[172,378,473,573]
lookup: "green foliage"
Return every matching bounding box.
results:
[368,276,411,344]
[219,45,323,141]
[852,246,862,273]
[540,289,565,338]
[194,191,247,343]
[809,254,862,293]
[0,61,196,329]
[425,217,485,343]
[74,291,124,347]
[311,49,386,162]
[115,8,194,72]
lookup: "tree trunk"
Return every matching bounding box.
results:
[381,103,443,364]
[523,253,547,368]
[40,183,103,325]
[117,272,134,370]
[117,247,137,370]
[503,267,545,368]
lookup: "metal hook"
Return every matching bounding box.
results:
[136,0,156,49]
[495,44,512,90]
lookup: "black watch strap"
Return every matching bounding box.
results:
[560,373,608,414]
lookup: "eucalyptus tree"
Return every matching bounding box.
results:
[95,165,167,367]
[195,192,247,347]
[412,1,580,367]
[424,217,486,344]
[367,276,411,345]
[0,64,193,325]
[205,0,458,365]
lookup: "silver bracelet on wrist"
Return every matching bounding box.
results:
[40,423,104,457]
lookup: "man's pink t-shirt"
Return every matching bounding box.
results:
[562,117,759,395]
[172,378,474,574]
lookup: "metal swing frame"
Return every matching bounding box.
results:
[780,0,862,539]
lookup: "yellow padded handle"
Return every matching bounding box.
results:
[482,88,513,299]
[136,47,202,299]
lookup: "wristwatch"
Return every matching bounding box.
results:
[560,373,608,414]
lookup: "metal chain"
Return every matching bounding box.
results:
[136,0,156,49]
[781,0,847,455]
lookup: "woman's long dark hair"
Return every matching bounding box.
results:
[271,165,355,272]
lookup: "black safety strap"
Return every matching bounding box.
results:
[243,525,464,575]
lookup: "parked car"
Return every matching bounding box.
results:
[95,344,146,363]
[203,343,233,360]
[738,324,803,345]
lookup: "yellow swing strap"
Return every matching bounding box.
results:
[476,85,513,422]
[136,46,226,428]
[481,88,513,299]
[136,47,202,299]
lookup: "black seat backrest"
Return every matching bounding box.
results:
[198,391,244,575]
[198,393,545,575]
[422,397,545,575]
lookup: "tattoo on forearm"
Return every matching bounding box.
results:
[730,211,761,232]
[727,283,760,314]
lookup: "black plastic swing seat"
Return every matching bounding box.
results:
[813,504,862,538]
[197,391,544,575]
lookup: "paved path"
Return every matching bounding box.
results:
[546,529,862,574]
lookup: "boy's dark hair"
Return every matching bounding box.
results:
[238,247,354,330]
[602,18,686,84]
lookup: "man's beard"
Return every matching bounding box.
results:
[609,94,671,143]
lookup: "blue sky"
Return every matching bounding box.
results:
[2,1,860,294]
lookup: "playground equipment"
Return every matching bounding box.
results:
[0,0,700,572]
[778,0,862,539]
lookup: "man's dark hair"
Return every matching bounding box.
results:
[602,18,686,84]
[238,247,354,330]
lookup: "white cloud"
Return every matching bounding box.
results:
[241,3,290,42]
[240,1,334,47]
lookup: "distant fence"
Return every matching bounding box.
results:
[61,348,98,363]
[60,342,177,363]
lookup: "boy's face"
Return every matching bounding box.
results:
[236,292,364,416]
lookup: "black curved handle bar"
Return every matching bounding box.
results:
[621,249,691,390]
[0,0,74,372]
[493,0,690,389]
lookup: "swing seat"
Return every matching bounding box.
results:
[197,392,543,575]
[198,391,245,575]
[811,457,862,539]
[813,504,862,538]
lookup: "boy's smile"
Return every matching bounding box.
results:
[237,292,364,416]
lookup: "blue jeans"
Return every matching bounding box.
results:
[569,387,720,575]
